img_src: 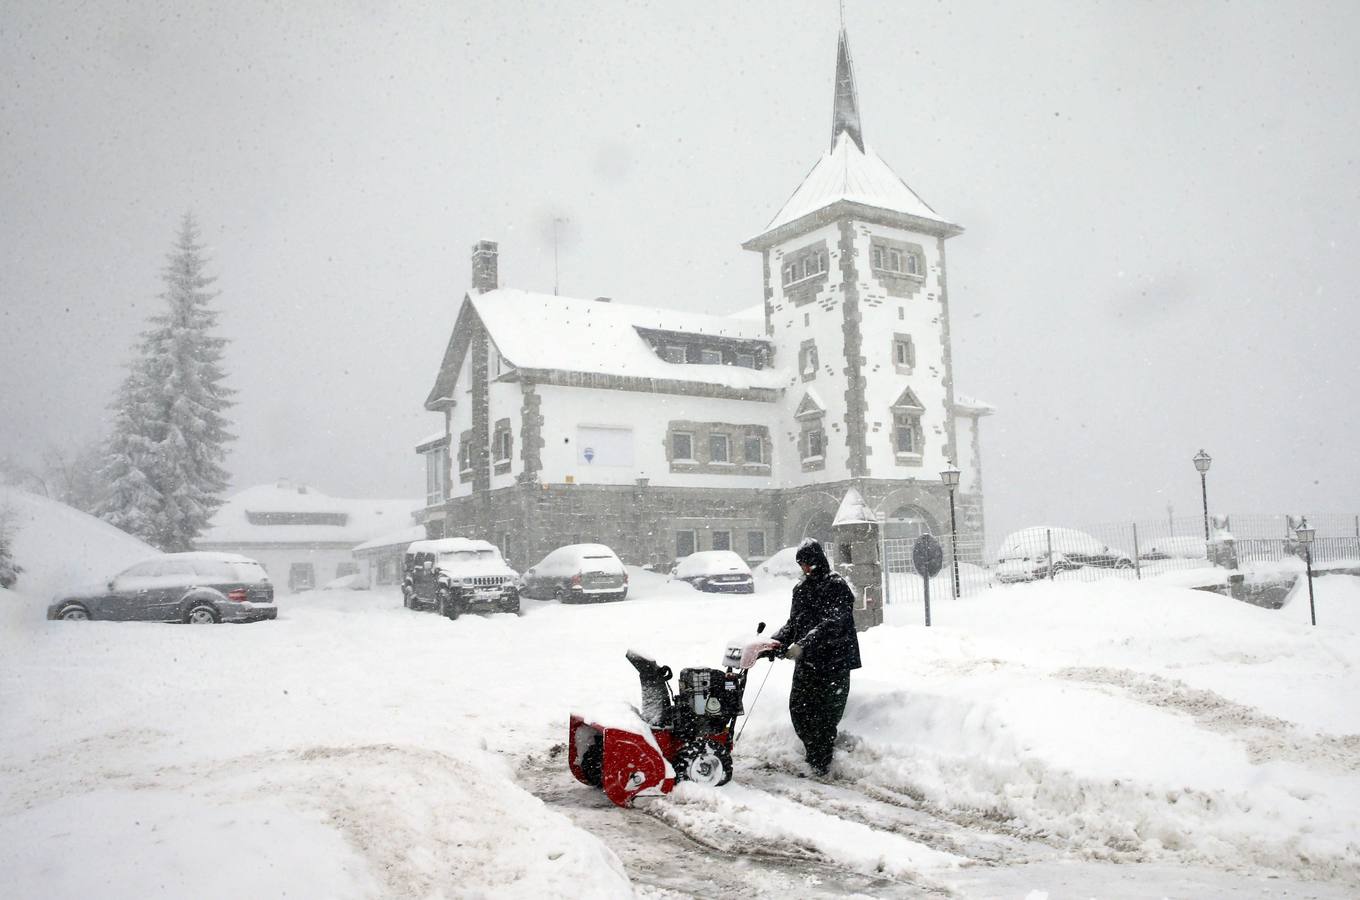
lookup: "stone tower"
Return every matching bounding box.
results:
[743,27,966,491]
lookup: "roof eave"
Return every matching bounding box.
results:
[742,200,964,252]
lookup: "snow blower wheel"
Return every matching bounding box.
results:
[675,738,732,787]
[580,735,604,787]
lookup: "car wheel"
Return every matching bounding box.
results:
[437,589,459,620]
[186,603,219,625]
[402,587,413,609]
[57,603,90,621]
[693,577,708,592]
[1115,559,1134,570]
[554,586,568,604]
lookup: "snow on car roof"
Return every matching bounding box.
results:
[408,537,498,555]
[162,551,263,564]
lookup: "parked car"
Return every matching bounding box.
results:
[1138,536,1208,561]
[521,543,628,602]
[402,538,520,618]
[995,527,1133,583]
[47,552,276,624]
[756,546,803,580]
[672,550,755,593]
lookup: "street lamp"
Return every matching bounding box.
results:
[1192,449,1212,541]
[941,464,961,599]
[1296,517,1317,626]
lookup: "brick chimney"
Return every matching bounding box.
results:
[471,240,498,293]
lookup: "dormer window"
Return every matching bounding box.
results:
[781,244,829,292]
[699,348,722,365]
[662,345,685,364]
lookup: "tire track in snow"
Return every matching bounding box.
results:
[1056,666,1360,773]
[515,746,948,898]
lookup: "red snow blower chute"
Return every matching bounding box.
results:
[568,624,780,807]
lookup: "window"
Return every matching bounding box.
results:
[889,248,902,272]
[289,563,315,591]
[663,345,685,363]
[894,413,921,455]
[676,530,697,558]
[803,313,810,327]
[906,253,920,275]
[744,435,764,464]
[499,533,512,566]
[458,433,472,473]
[872,246,883,270]
[800,343,818,377]
[493,425,513,462]
[672,431,694,461]
[748,531,767,559]
[712,530,732,552]
[805,428,825,460]
[377,558,395,585]
[709,433,730,463]
[893,336,915,370]
[699,348,722,365]
[425,446,448,506]
[736,352,755,369]
[783,264,796,285]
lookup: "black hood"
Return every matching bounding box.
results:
[795,540,831,578]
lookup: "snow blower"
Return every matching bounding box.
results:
[568,624,780,807]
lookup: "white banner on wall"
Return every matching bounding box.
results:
[576,426,634,467]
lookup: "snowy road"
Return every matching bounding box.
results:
[3,569,1360,898]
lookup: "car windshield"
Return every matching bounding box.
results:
[438,550,497,564]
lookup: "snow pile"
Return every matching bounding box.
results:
[0,487,156,604]
[3,497,1358,896]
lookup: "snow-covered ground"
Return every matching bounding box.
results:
[1,498,1358,898]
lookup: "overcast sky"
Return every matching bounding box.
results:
[3,0,1358,546]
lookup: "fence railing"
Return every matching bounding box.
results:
[880,513,1360,604]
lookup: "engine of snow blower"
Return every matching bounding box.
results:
[568,625,778,807]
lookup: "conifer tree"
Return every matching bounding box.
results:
[0,504,20,589]
[97,214,235,550]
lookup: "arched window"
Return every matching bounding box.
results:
[885,505,933,540]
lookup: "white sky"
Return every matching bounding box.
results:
[3,0,1358,545]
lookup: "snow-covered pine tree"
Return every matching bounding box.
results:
[0,504,20,589]
[97,214,235,551]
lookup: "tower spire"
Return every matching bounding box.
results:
[831,26,863,152]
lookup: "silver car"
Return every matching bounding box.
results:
[47,552,276,624]
[520,543,628,603]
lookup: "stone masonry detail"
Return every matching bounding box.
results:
[838,220,868,476]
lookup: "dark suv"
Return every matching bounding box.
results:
[402,538,520,618]
[47,552,276,624]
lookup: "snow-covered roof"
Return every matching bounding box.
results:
[953,395,997,416]
[833,487,873,526]
[747,132,960,247]
[415,430,448,451]
[197,482,419,546]
[728,302,766,321]
[470,290,785,390]
[353,524,428,554]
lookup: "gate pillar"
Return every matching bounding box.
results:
[832,488,883,631]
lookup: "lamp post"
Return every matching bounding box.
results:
[1192,449,1212,541]
[941,465,961,599]
[1296,517,1317,626]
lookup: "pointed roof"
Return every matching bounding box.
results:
[831,28,863,152]
[833,486,873,526]
[743,30,962,251]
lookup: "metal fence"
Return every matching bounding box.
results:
[881,513,1360,604]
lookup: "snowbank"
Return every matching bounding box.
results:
[0,487,156,603]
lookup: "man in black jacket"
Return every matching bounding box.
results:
[771,539,862,775]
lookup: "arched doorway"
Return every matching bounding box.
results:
[885,505,935,540]
[801,510,835,547]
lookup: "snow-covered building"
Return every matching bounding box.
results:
[197,480,419,590]
[417,28,991,570]
[352,524,427,588]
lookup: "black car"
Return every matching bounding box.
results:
[47,552,276,624]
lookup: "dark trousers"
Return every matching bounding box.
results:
[788,664,851,772]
